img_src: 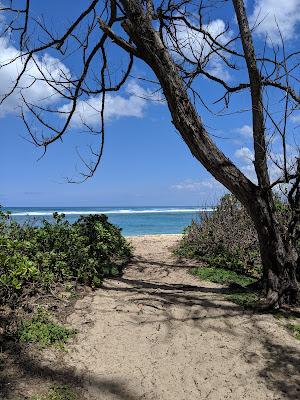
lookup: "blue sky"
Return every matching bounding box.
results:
[1,0,300,206]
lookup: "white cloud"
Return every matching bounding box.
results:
[0,37,70,116]
[235,146,254,162]
[240,163,257,183]
[206,58,232,81]
[235,144,299,186]
[249,0,300,44]
[234,146,257,182]
[234,124,253,138]
[167,18,233,81]
[58,80,163,128]
[0,28,163,125]
[172,178,223,191]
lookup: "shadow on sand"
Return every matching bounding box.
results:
[1,255,299,399]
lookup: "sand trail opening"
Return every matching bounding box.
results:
[64,234,300,400]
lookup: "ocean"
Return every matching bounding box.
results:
[4,206,214,236]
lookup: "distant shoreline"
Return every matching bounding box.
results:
[125,233,183,238]
[5,207,214,217]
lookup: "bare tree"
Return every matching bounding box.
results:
[0,0,299,307]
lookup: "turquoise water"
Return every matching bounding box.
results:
[4,206,213,236]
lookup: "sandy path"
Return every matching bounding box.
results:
[66,234,300,400]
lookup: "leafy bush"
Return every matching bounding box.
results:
[176,193,298,284]
[175,194,262,277]
[0,210,132,304]
[18,307,76,349]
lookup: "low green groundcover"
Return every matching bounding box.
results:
[18,307,76,349]
[29,385,77,400]
[288,323,300,340]
[191,267,256,287]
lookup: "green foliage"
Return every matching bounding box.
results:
[272,311,286,320]
[0,210,132,304]
[191,267,256,287]
[0,212,131,301]
[288,323,300,340]
[18,307,76,349]
[74,213,132,279]
[272,310,298,320]
[226,292,259,309]
[176,194,298,282]
[29,385,77,400]
[175,194,262,277]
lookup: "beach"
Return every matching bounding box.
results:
[2,234,300,399]
[58,234,298,400]
[2,1,300,398]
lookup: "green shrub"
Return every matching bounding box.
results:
[18,307,76,349]
[175,194,261,277]
[0,210,132,304]
[176,194,296,280]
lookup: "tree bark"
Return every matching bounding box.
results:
[248,194,299,306]
[232,0,270,189]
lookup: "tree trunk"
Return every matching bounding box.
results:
[248,195,299,307]
[119,0,299,307]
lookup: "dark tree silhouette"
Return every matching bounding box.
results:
[0,0,299,307]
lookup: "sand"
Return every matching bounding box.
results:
[65,234,300,400]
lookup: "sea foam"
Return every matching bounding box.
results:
[11,208,214,216]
